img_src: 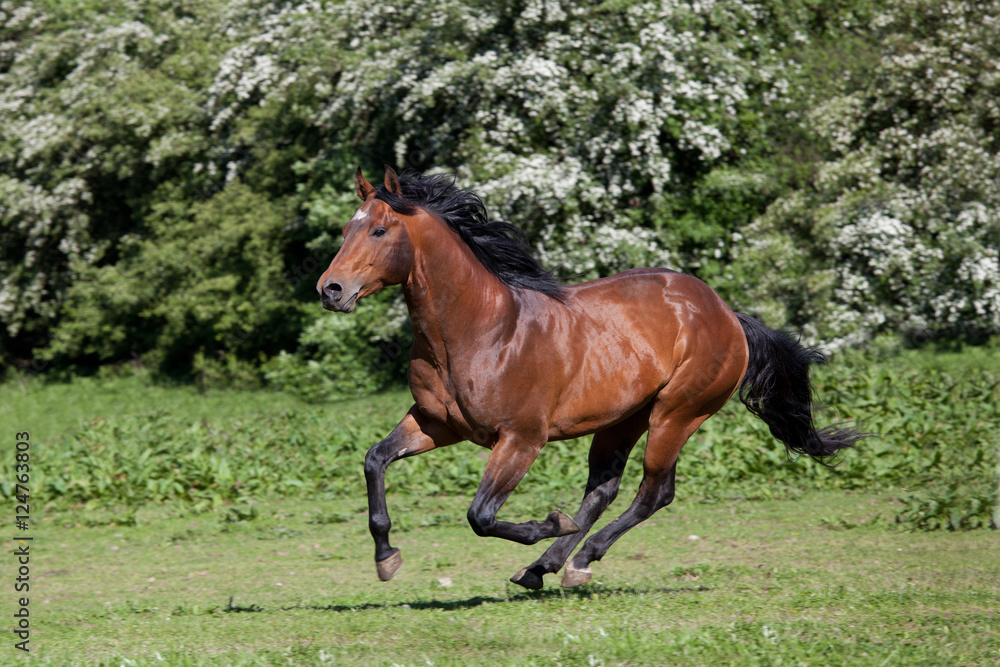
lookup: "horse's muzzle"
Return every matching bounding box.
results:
[320,280,359,312]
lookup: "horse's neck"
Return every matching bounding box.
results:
[402,215,513,364]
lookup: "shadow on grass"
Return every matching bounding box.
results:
[278,584,711,614]
[223,596,265,613]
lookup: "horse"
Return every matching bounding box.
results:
[317,166,863,589]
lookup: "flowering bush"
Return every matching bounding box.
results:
[731,0,1000,347]
[211,0,835,278]
[0,0,322,372]
[0,0,218,364]
[1,0,995,383]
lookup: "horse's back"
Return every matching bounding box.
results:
[567,267,741,344]
[540,268,747,439]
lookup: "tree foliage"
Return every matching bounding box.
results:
[732,0,1000,347]
[1,0,996,385]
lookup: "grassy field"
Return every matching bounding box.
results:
[2,344,998,664]
[8,491,1000,665]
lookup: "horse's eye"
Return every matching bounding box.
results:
[372,228,386,237]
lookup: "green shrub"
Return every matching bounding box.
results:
[39,182,307,377]
[262,292,408,402]
[895,474,999,532]
[192,351,263,390]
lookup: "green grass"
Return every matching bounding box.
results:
[0,371,319,444]
[11,491,1000,665]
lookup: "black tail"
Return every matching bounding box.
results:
[735,312,864,467]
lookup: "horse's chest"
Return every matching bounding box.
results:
[408,359,449,418]
[408,358,497,444]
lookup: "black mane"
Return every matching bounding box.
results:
[374,172,566,300]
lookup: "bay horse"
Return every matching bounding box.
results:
[317,166,862,589]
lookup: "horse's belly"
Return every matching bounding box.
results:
[546,349,666,440]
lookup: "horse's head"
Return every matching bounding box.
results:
[317,166,414,312]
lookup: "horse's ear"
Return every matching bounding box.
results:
[355,167,374,201]
[384,165,402,196]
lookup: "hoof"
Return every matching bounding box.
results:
[547,510,580,537]
[510,567,544,590]
[376,549,402,581]
[561,563,592,588]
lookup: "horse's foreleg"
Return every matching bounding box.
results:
[510,410,649,590]
[466,431,580,545]
[365,406,459,581]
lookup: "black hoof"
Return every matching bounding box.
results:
[510,566,545,590]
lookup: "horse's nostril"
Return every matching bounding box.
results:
[326,282,343,299]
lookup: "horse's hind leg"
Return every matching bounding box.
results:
[510,409,649,590]
[466,431,582,545]
[561,410,713,587]
[561,342,745,587]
